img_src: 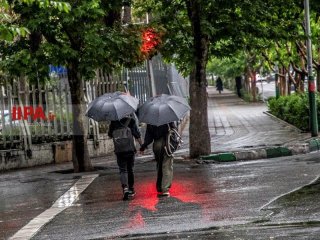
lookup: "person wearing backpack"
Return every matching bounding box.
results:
[139,122,178,197]
[108,114,142,201]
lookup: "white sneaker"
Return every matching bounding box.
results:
[158,191,170,197]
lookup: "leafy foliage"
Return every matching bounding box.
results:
[267,94,315,131]
[207,54,246,80]
[0,0,154,83]
[206,1,320,95]
[0,0,162,170]
[0,0,70,41]
[134,0,302,76]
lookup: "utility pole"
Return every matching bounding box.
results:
[305,0,318,137]
[275,64,280,99]
[146,13,157,97]
[259,68,265,102]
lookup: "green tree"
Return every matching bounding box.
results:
[210,2,320,97]
[134,0,301,158]
[0,0,70,41]
[1,0,145,172]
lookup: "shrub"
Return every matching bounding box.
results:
[268,96,288,120]
[267,93,313,131]
[242,91,253,102]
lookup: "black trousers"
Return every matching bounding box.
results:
[236,87,242,97]
[116,152,135,190]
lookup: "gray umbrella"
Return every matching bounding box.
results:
[86,92,139,121]
[138,94,190,126]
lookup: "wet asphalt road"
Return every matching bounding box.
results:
[2,152,320,239]
[0,167,78,239]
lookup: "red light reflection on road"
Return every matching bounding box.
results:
[170,179,198,203]
[123,182,159,231]
[129,182,159,212]
[115,174,222,237]
[124,211,145,229]
[125,177,215,229]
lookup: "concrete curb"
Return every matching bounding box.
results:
[263,111,304,133]
[198,138,320,164]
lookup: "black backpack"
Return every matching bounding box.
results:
[112,118,135,153]
[164,123,182,157]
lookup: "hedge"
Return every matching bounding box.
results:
[267,93,320,131]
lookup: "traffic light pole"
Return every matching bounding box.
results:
[305,0,318,137]
[275,65,280,99]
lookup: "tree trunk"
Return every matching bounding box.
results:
[123,5,131,24]
[67,61,92,172]
[188,0,211,158]
[317,46,320,93]
[104,8,121,27]
[280,68,286,96]
[244,67,251,93]
[300,72,306,92]
[251,71,257,101]
[287,75,291,96]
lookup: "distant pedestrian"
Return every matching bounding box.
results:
[235,76,242,97]
[216,77,223,94]
[108,114,143,200]
[140,122,178,197]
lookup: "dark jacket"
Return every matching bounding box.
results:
[216,77,223,91]
[108,117,141,140]
[140,122,176,151]
[235,76,242,88]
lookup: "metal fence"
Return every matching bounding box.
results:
[0,55,189,153]
[0,70,124,152]
[124,55,189,103]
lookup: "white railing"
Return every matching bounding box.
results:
[0,69,124,152]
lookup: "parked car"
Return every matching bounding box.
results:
[266,73,276,82]
[256,74,267,82]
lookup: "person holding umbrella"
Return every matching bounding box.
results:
[138,94,190,197]
[108,114,142,200]
[139,122,177,197]
[86,92,142,200]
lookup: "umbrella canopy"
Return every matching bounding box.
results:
[86,92,139,121]
[138,94,190,126]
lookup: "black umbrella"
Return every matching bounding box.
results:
[86,92,139,121]
[138,94,190,126]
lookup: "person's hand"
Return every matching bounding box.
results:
[139,146,145,155]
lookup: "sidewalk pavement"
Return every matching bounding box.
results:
[173,86,319,163]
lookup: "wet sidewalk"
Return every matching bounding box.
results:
[207,87,309,151]
[176,87,314,161]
